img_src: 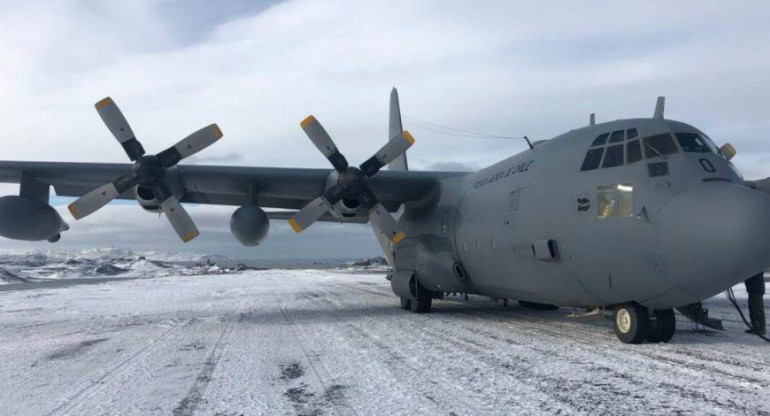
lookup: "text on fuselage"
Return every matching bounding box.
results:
[472,161,533,189]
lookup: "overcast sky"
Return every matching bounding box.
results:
[1,0,770,259]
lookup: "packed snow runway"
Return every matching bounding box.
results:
[0,270,768,416]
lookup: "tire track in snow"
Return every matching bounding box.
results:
[172,301,244,416]
[432,298,770,415]
[300,289,492,415]
[336,280,770,416]
[275,295,359,416]
[45,317,194,416]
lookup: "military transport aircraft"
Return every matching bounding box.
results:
[0,90,767,344]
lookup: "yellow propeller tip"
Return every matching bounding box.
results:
[211,124,223,140]
[391,231,406,244]
[182,230,199,243]
[67,204,81,220]
[300,115,316,129]
[403,130,415,145]
[95,97,113,109]
[288,218,303,233]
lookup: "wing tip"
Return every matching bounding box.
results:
[95,97,113,109]
[288,217,303,233]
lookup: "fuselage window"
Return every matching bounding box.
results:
[608,130,624,143]
[648,162,669,177]
[643,134,679,159]
[581,148,604,171]
[675,132,710,153]
[627,128,638,139]
[602,145,624,168]
[627,140,642,164]
[591,133,609,147]
[597,183,634,219]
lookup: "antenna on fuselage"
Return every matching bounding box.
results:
[589,113,596,126]
[653,96,665,119]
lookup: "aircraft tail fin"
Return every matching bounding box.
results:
[388,88,408,171]
[375,88,408,266]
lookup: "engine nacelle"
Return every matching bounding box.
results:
[135,186,162,213]
[0,196,69,242]
[230,205,270,246]
[324,171,365,219]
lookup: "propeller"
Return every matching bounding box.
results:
[288,115,415,244]
[68,97,222,243]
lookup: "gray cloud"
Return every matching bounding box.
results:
[1,1,770,257]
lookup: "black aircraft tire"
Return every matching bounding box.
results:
[647,309,676,343]
[519,301,559,310]
[399,297,411,310]
[410,293,432,313]
[613,302,650,344]
[408,277,432,313]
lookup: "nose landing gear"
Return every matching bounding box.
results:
[613,302,676,344]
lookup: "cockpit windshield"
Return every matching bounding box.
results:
[643,134,679,159]
[675,132,711,153]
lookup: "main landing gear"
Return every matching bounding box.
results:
[613,302,676,344]
[399,278,433,313]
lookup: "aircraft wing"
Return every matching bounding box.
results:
[0,161,462,219]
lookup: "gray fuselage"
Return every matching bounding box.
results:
[398,118,770,310]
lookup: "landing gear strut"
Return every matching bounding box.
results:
[613,302,676,344]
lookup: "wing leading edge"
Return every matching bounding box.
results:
[0,161,463,218]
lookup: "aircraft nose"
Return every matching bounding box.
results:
[656,181,770,299]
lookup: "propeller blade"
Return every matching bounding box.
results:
[367,202,406,244]
[288,195,332,233]
[68,174,135,220]
[157,192,199,243]
[288,185,345,233]
[359,130,415,177]
[300,115,348,173]
[95,97,145,161]
[157,124,223,167]
[355,186,405,244]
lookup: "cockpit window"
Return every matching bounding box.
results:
[627,140,642,163]
[675,132,710,153]
[643,134,679,159]
[591,133,609,147]
[608,130,624,143]
[602,145,624,168]
[581,148,604,171]
[627,128,638,139]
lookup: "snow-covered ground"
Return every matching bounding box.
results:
[0,248,251,283]
[0,269,768,416]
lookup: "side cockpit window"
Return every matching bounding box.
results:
[627,140,642,163]
[591,133,609,147]
[602,145,624,168]
[583,129,641,171]
[581,148,604,171]
[608,130,624,143]
[643,134,678,159]
[675,132,710,153]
